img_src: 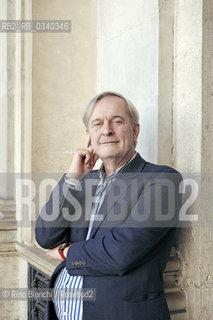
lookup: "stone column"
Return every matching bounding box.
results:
[200,0,213,318]
[173,0,213,319]
[15,0,33,245]
[0,2,19,319]
[0,0,16,216]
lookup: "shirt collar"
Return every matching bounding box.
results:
[98,152,138,182]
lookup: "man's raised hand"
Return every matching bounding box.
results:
[66,137,99,181]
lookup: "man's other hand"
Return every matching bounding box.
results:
[46,243,72,261]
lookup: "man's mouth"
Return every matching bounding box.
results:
[100,141,119,145]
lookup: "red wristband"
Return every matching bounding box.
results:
[58,243,69,260]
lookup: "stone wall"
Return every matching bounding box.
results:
[0,1,97,319]
[32,0,97,173]
[97,0,159,163]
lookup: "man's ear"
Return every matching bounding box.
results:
[86,130,91,147]
[133,123,140,140]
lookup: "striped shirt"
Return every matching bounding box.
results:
[54,153,137,320]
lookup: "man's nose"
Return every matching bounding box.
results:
[102,121,114,136]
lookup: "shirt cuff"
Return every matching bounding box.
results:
[64,174,82,191]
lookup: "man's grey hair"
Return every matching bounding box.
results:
[83,91,139,128]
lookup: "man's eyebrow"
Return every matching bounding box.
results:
[91,114,124,123]
[91,115,125,124]
[111,115,125,120]
[91,118,102,125]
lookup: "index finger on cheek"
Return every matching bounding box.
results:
[86,136,91,148]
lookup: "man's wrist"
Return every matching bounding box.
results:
[63,245,71,259]
[58,243,70,260]
[65,172,83,184]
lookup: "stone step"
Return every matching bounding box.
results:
[0,229,17,242]
[0,199,16,212]
[0,220,17,230]
[170,246,177,257]
[165,256,181,273]
[166,291,186,313]
[164,274,180,293]
[0,211,17,229]
[0,242,17,255]
[0,211,16,219]
[170,310,188,320]
[165,284,181,294]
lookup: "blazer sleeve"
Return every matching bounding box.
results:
[35,174,84,249]
[65,170,182,276]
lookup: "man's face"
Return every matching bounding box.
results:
[87,95,140,162]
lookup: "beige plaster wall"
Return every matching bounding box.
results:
[158,0,174,166]
[32,0,97,173]
[97,0,159,163]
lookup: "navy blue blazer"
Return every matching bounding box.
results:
[35,153,182,320]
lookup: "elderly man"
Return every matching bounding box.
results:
[35,92,182,320]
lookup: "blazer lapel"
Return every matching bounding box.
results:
[89,153,146,238]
